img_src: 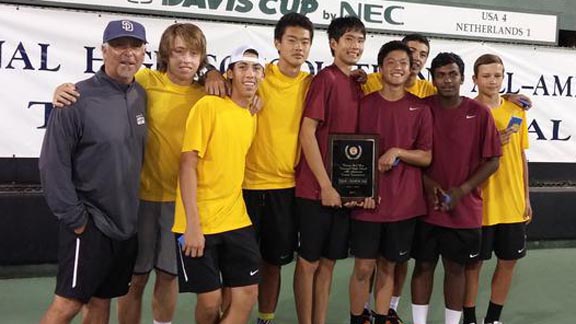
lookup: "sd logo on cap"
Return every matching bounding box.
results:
[103,19,147,43]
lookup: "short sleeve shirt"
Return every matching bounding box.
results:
[295,65,363,200]
[136,69,205,202]
[482,99,529,225]
[173,96,256,235]
[423,96,502,229]
[243,63,311,190]
[352,92,433,222]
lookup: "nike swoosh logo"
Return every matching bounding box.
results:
[399,250,409,256]
[249,270,259,276]
[518,247,526,253]
[469,253,479,258]
[466,115,477,119]
[409,107,420,111]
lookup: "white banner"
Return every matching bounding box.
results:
[37,0,558,43]
[0,4,575,161]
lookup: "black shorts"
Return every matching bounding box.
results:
[412,221,481,265]
[480,222,527,261]
[350,218,417,262]
[296,198,350,262]
[55,217,138,303]
[176,226,261,294]
[243,188,298,266]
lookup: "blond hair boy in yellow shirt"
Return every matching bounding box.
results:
[463,54,532,324]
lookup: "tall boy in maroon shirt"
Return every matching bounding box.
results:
[348,41,433,324]
[294,16,366,324]
[410,52,501,324]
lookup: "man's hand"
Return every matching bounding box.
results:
[441,187,466,211]
[321,185,342,208]
[249,95,263,115]
[506,93,532,110]
[53,83,79,107]
[500,127,514,145]
[343,197,378,209]
[204,69,229,97]
[423,177,444,211]
[73,223,86,235]
[182,225,205,258]
[378,148,400,172]
[350,69,368,84]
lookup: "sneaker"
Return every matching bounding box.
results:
[386,308,404,324]
[361,308,373,324]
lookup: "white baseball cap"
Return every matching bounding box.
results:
[228,45,266,69]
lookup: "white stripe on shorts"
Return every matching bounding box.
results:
[72,237,80,288]
[178,248,189,282]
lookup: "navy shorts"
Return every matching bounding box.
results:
[480,222,527,260]
[243,188,298,266]
[55,217,138,303]
[350,217,418,262]
[296,198,350,262]
[177,226,261,294]
[412,221,481,265]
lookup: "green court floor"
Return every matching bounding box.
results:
[1,247,574,323]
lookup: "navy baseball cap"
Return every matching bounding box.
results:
[103,20,147,43]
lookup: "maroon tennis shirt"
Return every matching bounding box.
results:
[352,92,433,222]
[295,65,363,200]
[423,96,502,229]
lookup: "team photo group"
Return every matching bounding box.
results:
[38,11,532,324]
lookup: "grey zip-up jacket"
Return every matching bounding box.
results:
[39,68,147,240]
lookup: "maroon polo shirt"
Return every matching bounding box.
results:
[295,64,362,200]
[423,96,502,229]
[352,92,433,222]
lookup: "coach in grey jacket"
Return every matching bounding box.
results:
[39,19,147,324]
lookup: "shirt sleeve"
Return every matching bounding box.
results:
[182,97,214,158]
[415,105,434,151]
[39,103,88,230]
[302,72,329,123]
[481,108,503,159]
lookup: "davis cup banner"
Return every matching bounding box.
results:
[36,0,559,44]
[1,4,575,161]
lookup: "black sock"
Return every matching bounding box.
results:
[351,313,365,324]
[373,313,387,324]
[484,301,503,323]
[463,306,477,324]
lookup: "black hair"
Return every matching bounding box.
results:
[377,40,413,67]
[430,52,465,79]
[274,12,314,42]
[401,33,430,50]
[327,16,366,55]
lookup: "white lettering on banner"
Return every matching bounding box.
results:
[0,4,574,161]
[38,0,557,43]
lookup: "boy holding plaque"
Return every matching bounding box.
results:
[294,16,366,324]
[348,41,433,324]
[462,54,532,324]
[410,53,501,324]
